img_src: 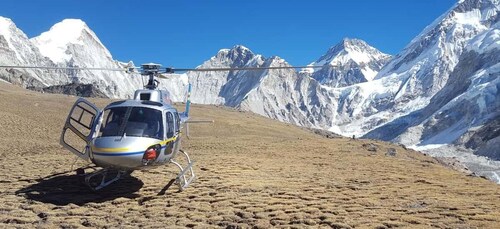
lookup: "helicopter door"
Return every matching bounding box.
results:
[60,98,101,161]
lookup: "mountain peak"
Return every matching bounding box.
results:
[305,38,391,84]
[217,45,253,56]
[52,19,89,33]
[341,37,365,47]
[0,16,14,28]
[208,45,256,68]
[316,38,389,66]
[0,16,19,37]
[43,19,91,42]
[232,44,251,52]
[267,56,289,65]
[228,45,254,58]
[31,18,108,63]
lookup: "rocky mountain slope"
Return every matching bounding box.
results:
[330,0,499,139]
[30,19,144,98]
[0,17,59,88]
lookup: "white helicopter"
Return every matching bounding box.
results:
[1,63,327,191]
[59,63,199,191]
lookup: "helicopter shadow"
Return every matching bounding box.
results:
[15,173,143,206]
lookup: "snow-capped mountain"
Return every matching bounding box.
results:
[30,19,143,98]
[338,0,500,180]
[186,45,266,105]
[239,57,337,128]
[0,16,63,88]
[302,38,391,87]
[328,0,500,140]
[0,17,146,98]
[365,17,500,153]
[136,45,334,129]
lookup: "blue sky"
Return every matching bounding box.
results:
[2,0,457,68]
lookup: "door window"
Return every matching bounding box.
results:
[166,112,175,138]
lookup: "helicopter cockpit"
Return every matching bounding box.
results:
[99,106,164,140]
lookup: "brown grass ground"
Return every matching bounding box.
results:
[0,81,499,228]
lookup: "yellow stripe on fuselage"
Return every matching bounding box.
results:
[159,135,178,146]
[91,146,130,152]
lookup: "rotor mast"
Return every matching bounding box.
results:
[141,63,162,89]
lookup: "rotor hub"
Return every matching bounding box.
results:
[141,63,162,89]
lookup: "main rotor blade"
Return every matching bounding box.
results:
[0,64,335,74]
[172,65,331,72]
[0,65,130,71]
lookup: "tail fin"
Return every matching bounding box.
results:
[180,83,191,123]
[184,83,192,117]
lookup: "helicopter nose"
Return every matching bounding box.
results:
[92,137,161,169]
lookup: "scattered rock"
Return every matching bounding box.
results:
[414,179,432,184]
[303,127,342,139]
[81,218,92,227]
[225,225,242,229]
[386,148,397,157]
[37,212,48,220]
[362,143,378,152]
[138,196,155,205]
[434,157,472,175]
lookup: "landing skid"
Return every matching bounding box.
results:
[81,168,129,191]
[75,149,195,192]
[170,149,196,191]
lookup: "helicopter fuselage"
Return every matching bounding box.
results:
[59,71,196,191]
[90,99,182,170]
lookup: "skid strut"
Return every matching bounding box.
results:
[170,149,196,191]
[83,168,128,191]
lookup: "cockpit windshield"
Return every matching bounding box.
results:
[99,107,163,139]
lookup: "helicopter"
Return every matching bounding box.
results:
[58,63,215,191]
[0,63,328,191]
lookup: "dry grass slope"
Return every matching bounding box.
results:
[0,82,499,228]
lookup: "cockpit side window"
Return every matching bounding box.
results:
[166,112,175,138]
[175,112,181,133]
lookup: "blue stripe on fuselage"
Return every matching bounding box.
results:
[93,151,144,156]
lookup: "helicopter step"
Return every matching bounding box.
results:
[170,149,196,191]
[81,168,130,191]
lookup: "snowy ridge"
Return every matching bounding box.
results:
[32,19,111,63]
[302,38,391,87]
[30,19,143,98]
[329,0,499,140]
[0,16,64,87]
[358,0,500,181]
